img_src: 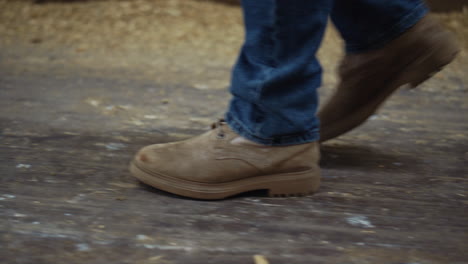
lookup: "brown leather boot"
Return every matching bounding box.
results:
[318,16,459,142]
[130,120,320,200]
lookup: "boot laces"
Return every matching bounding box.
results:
[211,119,226,139]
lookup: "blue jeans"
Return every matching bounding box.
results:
[225,0,428,146]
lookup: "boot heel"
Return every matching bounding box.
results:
[268,175,320,197]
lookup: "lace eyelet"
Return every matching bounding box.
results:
[217,133,225,139]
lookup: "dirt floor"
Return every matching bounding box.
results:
[0,1,467,264]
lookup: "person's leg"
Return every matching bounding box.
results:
[319,0,459,142]
[130,0,333,199]
[331,0,428,53]
[226,0,332,146]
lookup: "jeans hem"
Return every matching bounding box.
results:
[345,3,428,53]
[225,112,320,146]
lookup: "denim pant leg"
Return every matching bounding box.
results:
[225,0,332,146]
[331,0,429,53]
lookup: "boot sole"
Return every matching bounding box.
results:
[130,161,320,200]
[320,36,460,142]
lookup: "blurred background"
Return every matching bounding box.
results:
[0,0,466,132]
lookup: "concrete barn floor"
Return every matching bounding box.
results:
[0,1,467,263]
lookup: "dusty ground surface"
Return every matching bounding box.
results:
[0,1,467,264]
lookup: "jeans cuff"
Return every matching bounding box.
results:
[225,112,320,146]
[346,3,428,53]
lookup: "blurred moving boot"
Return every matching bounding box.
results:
[319,16,459,142]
